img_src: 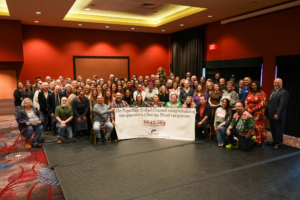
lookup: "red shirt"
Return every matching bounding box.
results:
[199,105,205,121]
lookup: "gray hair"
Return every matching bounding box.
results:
[21,98,33,107]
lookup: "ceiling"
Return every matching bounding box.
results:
[0,0,293,33]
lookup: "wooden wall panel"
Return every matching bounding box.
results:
[0,69,17,99]
[75,57,129,82]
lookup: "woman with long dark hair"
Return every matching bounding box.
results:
[214,98,232,147]
[103,90,113,107]
[23,80,35,101]
[122,89,133,106]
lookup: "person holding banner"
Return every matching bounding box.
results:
[165,94,182,108]
[195,96,212,141]
[132,94,147,107]
[147,94,165,107]
[110,92,130,141]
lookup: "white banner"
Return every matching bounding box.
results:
[115,107,196,141]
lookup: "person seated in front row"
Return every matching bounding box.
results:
[214,98,232,147]
[133,94,147,107]
[16,98,44,149]
[195,96,212,141]
[55,97,74,144]
[147,94,165,107]
[165,94,182,108]
[181,96,196,108]
[226,102,256,151]
[93,96,114,144]
[110,92,130,141]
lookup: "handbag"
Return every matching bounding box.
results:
[77,118,88,132]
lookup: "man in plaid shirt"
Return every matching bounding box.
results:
[109,92,129,141]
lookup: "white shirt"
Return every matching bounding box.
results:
[133,90,145,102]
[33,90,41,110]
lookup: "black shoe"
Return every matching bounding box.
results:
[266,141,275,146]
[271,144,281,150]
[39,138,44,143]
[98,140,103,144]
[31,142,42,148]
[77,134,81,139]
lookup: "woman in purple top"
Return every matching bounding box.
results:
[193,85,208,106]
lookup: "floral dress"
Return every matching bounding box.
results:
[245,90,267,144]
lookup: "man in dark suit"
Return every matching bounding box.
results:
[195,96,212,141]
[265,78,289,150]
[38,82,50,133]
[46,85,66,135]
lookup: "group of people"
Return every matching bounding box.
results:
[14,72,289,151]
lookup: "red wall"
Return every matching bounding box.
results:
[0,20,23,62]
[21,25,170,82]
[205,6,300,96]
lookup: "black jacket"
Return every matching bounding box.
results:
[13,89,24,106]
[179,88,194,104]
[266,87,289,120]
[38,90,50,113]
[23,89,35,101]
[16,107,44,137]
[159,94,169,103]
[195,103,212,124]
[46,92,66,115]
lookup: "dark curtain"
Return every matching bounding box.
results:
[171,26,205,78]
[204,57,263,83]
[218,67,261,83]
[277,55,300,137]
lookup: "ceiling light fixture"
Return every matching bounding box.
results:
[208,15,212,17]
[162,30,165,32]
[131,28,135,30]
[85,8,91,10]
[180,24,184,26]
[36,12,41,14]
[78,24,82,26]
[34,21,39,23]
[106,26,109,28]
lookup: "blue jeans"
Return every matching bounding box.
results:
[26,124,43,143]
[56,123,73,139]
[216,122,228,144]
[93,121,113,140]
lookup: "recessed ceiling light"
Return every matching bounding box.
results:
[85,8,91,10]
[162,30,165,32]
[34,21,39,23]
[208,15,212,17]
[78,24,82,26]
[106,26,109,28]
[131,28,135,30]
[180,24,184,26]
[36,12,41,14]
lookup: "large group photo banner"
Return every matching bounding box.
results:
[115,108,196,141]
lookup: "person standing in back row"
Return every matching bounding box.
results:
[265,78,289,150]
[240,77,252,106]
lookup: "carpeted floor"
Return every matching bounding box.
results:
[0,127,64,200]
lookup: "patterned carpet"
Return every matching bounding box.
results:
[0,127,64,200]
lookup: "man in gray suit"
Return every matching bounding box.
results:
[265,78,289,150]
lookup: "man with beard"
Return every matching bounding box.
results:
[226,102,255,151]
[109,92,129,141]
[55,97,74,144]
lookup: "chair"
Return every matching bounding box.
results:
[198,124,214,141]
[90,110,110,144]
